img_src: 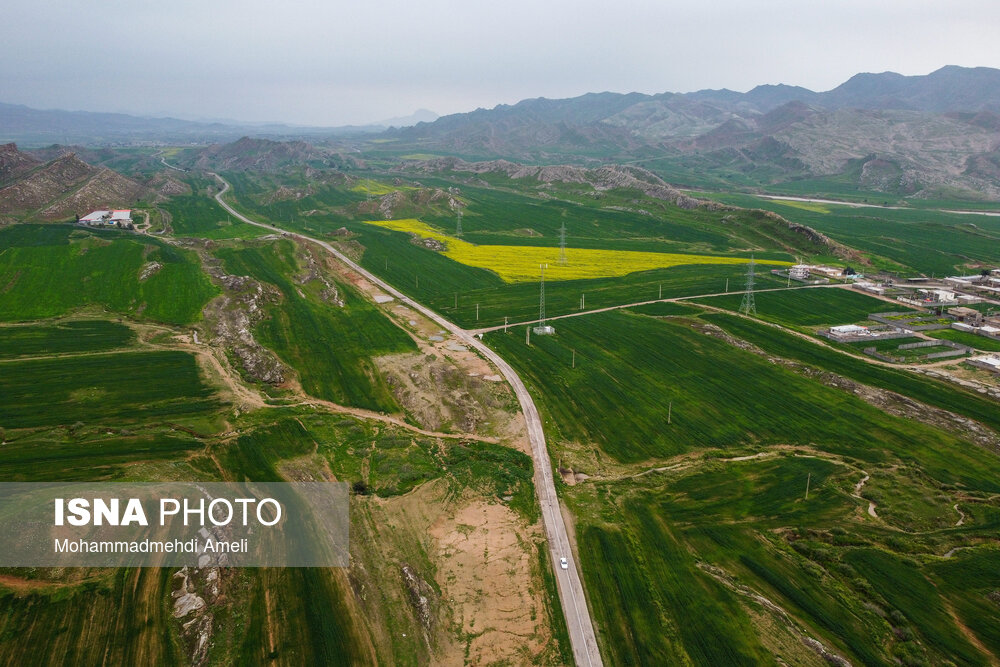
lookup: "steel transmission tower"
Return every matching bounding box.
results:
[456,209,463,236]
[739,255,757,316]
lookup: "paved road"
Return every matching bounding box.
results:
[210,175,604,667]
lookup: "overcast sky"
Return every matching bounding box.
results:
[3,0,999,126]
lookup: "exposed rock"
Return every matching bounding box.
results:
[201,255,286,384]
[0,142,41,183]
[172,567,217,666]
[420,237,446,251]
[401,564,435,634]
[138,261,162,281]
[297,247,344,307]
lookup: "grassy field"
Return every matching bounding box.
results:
[700,192,1000,275]
[0,320,135,358]
[927,328,1000,352]
[490,305,1000,664]
[691,286,908,328]
[486,310,993,473]
[216,239,416,411]
[161,184,266,239]
[0,350,221,429]
[703,312,1000,436]
[0,224,217,325]
[364,218,774,282]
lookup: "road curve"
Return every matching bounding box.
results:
[210,174,603,667]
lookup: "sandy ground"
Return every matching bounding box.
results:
[428,499,551,665]
[357,481,554,665]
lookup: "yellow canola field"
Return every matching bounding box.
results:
[364,219,790,283]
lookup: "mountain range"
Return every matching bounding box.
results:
[0,104,437,147]
[386,66,1000,199]
[3,66,1000,199]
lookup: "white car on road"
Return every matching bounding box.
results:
[560,557,569,570]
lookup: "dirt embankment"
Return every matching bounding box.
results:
[376,351,519,441]
[352,481,554,665]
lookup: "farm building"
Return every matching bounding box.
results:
[981,325,1000,339]
[789,265,810,280]
[967,355,1000,374]
[948,307,984,326]
[79,210,110,224]
[110,209,132,222]
[830,324,868,335]
[828,324,870,340]
[853,281,886,295]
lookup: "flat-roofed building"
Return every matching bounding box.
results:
[79,210,110,224]
[948,306,983,326]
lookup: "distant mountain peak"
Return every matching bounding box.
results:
[375,109,439,128]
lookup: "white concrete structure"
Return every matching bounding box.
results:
[830,324,869,336]
[967,355,1000,373]
[79,210,110,223]
[110,209,131,222]
[789,265,810,280]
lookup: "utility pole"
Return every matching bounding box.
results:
[805,472,811,500]
[668,400,672,425]
[659,283,662,300]
[415,275,419,288]
[572,349,576,368]
[504,316,508,333]
[454,293,458,309]
[581,293,585,310]
[476,303,479,321]
[725,278,729,293]
[538,264,548,328]
[526,327,530,346]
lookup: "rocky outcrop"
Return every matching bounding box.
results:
[0,143,41,183]
[200,255,286,385]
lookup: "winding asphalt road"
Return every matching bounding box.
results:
[210,174,604,667]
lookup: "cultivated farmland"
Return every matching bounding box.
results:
[0,224,217,325]
[364,218,774,282]
[487,305,1000,664]
[692,285,910,328]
